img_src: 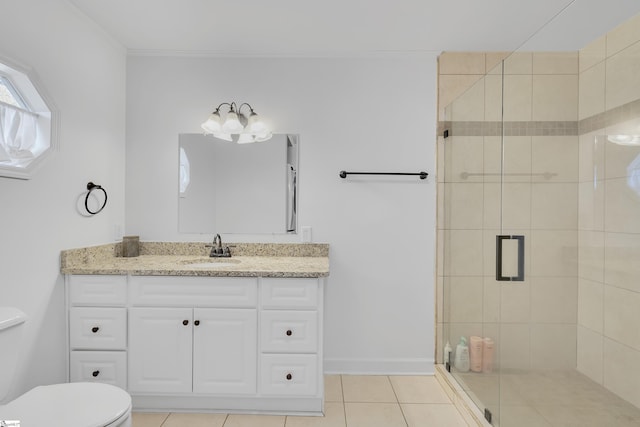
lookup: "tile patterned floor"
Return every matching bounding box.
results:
[132,375,470,427]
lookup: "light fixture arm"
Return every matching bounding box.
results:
[209,102,255,117]
[237,102,255,115]
[210,102,233,115]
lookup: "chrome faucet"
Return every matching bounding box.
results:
[207,234,231,257]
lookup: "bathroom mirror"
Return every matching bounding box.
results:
[178,133,298,234]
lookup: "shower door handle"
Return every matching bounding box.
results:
[496,235,525,281]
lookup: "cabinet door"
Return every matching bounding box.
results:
[193,308,257,394]
[129,307,193,393]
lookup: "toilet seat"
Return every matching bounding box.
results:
[0,382,131,427]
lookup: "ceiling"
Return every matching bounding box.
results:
[67,0,640,56]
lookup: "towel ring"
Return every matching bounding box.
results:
[85,182,107,215]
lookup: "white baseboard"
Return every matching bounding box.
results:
[324,357,434,375]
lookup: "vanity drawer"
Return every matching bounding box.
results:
[70,351,127,389]
[130,276,257,307]
[260,354,318,396]
[68,275,127,306]
[260,310,318,353]
[69,307,127,350]
[261,278,318,309]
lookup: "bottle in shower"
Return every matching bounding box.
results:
[469,336,483,372]
[454,337,470,372]
[444,341,452,366]
[482,337,495,373]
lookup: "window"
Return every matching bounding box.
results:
[0,57,56,179]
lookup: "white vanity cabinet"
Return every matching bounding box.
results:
[65,273,325,414]
[127,275,258,396]
[128,307,257,395]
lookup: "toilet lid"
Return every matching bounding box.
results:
[0,382,131,427]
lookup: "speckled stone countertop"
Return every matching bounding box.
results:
[60,242,330,278]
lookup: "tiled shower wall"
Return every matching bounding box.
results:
[576,13,640,408]
[436,11,640,410]
[437,52,580,372]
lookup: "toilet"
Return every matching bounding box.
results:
[0,307,132,427]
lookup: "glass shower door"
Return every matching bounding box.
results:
[441,52,582,426]
[441,59,505,424]
[493,51,581,427]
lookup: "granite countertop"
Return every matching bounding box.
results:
[60,242,330,278]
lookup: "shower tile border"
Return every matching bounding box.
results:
[579,97,640,134]
[437,97,640,137]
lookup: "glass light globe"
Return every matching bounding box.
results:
[237,133,256,144]
[247,112,267,133]
[213,132,233,142]
[255,131,273,142]
[222,111,244,133]
[608,135,640,146]
[201,112,222,133]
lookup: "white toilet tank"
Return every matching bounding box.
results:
[0,307,27,403]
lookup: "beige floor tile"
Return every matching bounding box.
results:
[324,375,343,402]
[341,375,397,403]
[389,376,452,404]
[344,403,407,427]
[456,373,501,406]
[401,404,467,427]
[223,414,285,427]
[498,405,552,427]
[535,404,640,427]
[162,412,227,427]
[131,412,169,427]
[285,402,346,427]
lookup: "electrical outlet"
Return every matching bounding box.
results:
[113,224,123,241]
[301,226,312,243]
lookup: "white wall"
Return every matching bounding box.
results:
[126,54,438,373]
[0,0,126,399]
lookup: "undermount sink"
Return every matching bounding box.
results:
[180,258,241,268]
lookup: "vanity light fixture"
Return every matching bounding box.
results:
[201,102,272,144]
